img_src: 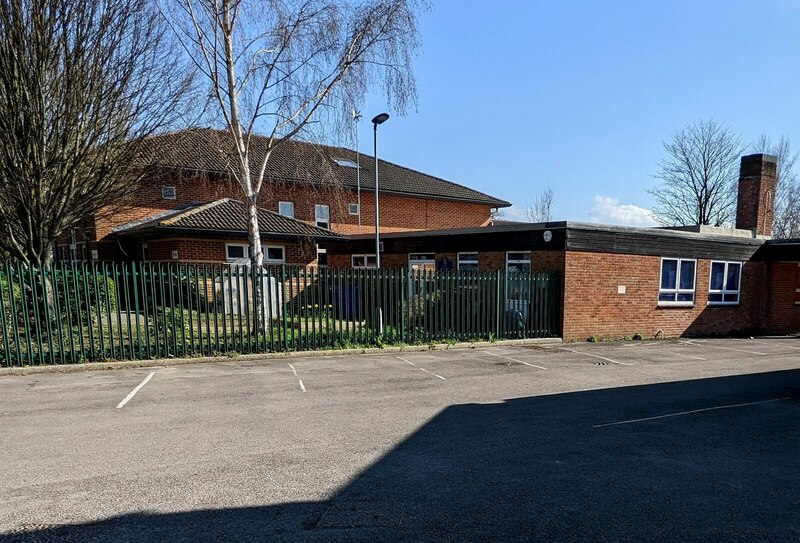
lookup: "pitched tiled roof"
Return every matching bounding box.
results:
[114,198,342,240]
[140,128,510,207]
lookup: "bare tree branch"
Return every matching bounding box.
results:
[648,119,745,227]
[167,0,424,266]
[0,0,196,266]
[526,186,555,223]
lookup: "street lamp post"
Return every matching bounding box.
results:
[371,113,389,269]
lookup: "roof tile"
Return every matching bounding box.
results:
[140,128,510,207]
[116,198,342,240]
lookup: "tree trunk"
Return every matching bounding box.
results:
[246,194,263,267]
[246,193,265,334]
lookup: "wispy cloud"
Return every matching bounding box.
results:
[588,196,657,227]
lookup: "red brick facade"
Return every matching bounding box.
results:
[561,251,767,341]
[137,237,317,266]
[82,172,493,262]
[329,244,799,340]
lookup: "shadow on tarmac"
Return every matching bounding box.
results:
[5,369,800,542]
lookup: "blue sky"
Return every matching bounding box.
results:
[356,0,800,225]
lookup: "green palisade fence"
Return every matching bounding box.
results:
[0,262,561,367]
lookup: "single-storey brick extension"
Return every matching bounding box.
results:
[57,129,799,341]
[329,153,799,340]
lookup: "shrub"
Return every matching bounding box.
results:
[53,270,116,320]
[150,307,192,346]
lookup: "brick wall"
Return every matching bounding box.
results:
[92,173,494,246]
[138,237,317,266]
[561,251,767,341]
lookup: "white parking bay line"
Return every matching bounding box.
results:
[116,372,155,409]
[738,339,800,351]
[287,363,307,392]
[593,397,791,428]
[397,356,446,380]
[621,342,661,349]
[678,340,766,356]
[483,350,547,370]
[661,350,706,361]
[556,347,632,366]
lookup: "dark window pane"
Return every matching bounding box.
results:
[661,259,677,289]
[267,247,284,261]
[723,293,739,303]
[227,245,245,259]
[676,292,694,302]
[708,293,723,302]
[679,260,695,290]
[726,263,741,291]
[659,293,676,302]
[710,262,725,290]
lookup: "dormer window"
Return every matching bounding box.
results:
[161,186,177,200]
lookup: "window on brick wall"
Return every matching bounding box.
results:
[505,252,531,273]
[352,254,377,268]
[505,251,531,303]
[408,253,436,274]
[708,261,742,305]
[457,252,479,271]
[315,204,330,229]
[348,203,360,215]
[161,186,176,200]
[226,243,248,262]
[278,201,294,218]
[658,257,696,305]
[264,245,285,264]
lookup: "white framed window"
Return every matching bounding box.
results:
[506,251,531,273]
[264,245,285,264]
[315,204,330,229]
[409,253,436,272]
[161,186,177,200]
[505,251,531,304]
[658,257,696,305]
[457,252,479,271]
[278,201,294,218]
[317,246,328,267]
[708,261,742,305]
[348,203,360,215]
[352,254,377,268]
[225,243,248,262]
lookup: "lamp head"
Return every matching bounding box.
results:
[371,113,390,125]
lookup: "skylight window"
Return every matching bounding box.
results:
[332,158,359,168]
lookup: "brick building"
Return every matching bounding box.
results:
[52,129,799,341]
[55,128,509,265]
[329,154,800,340]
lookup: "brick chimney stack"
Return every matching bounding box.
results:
[736,153,777,237]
